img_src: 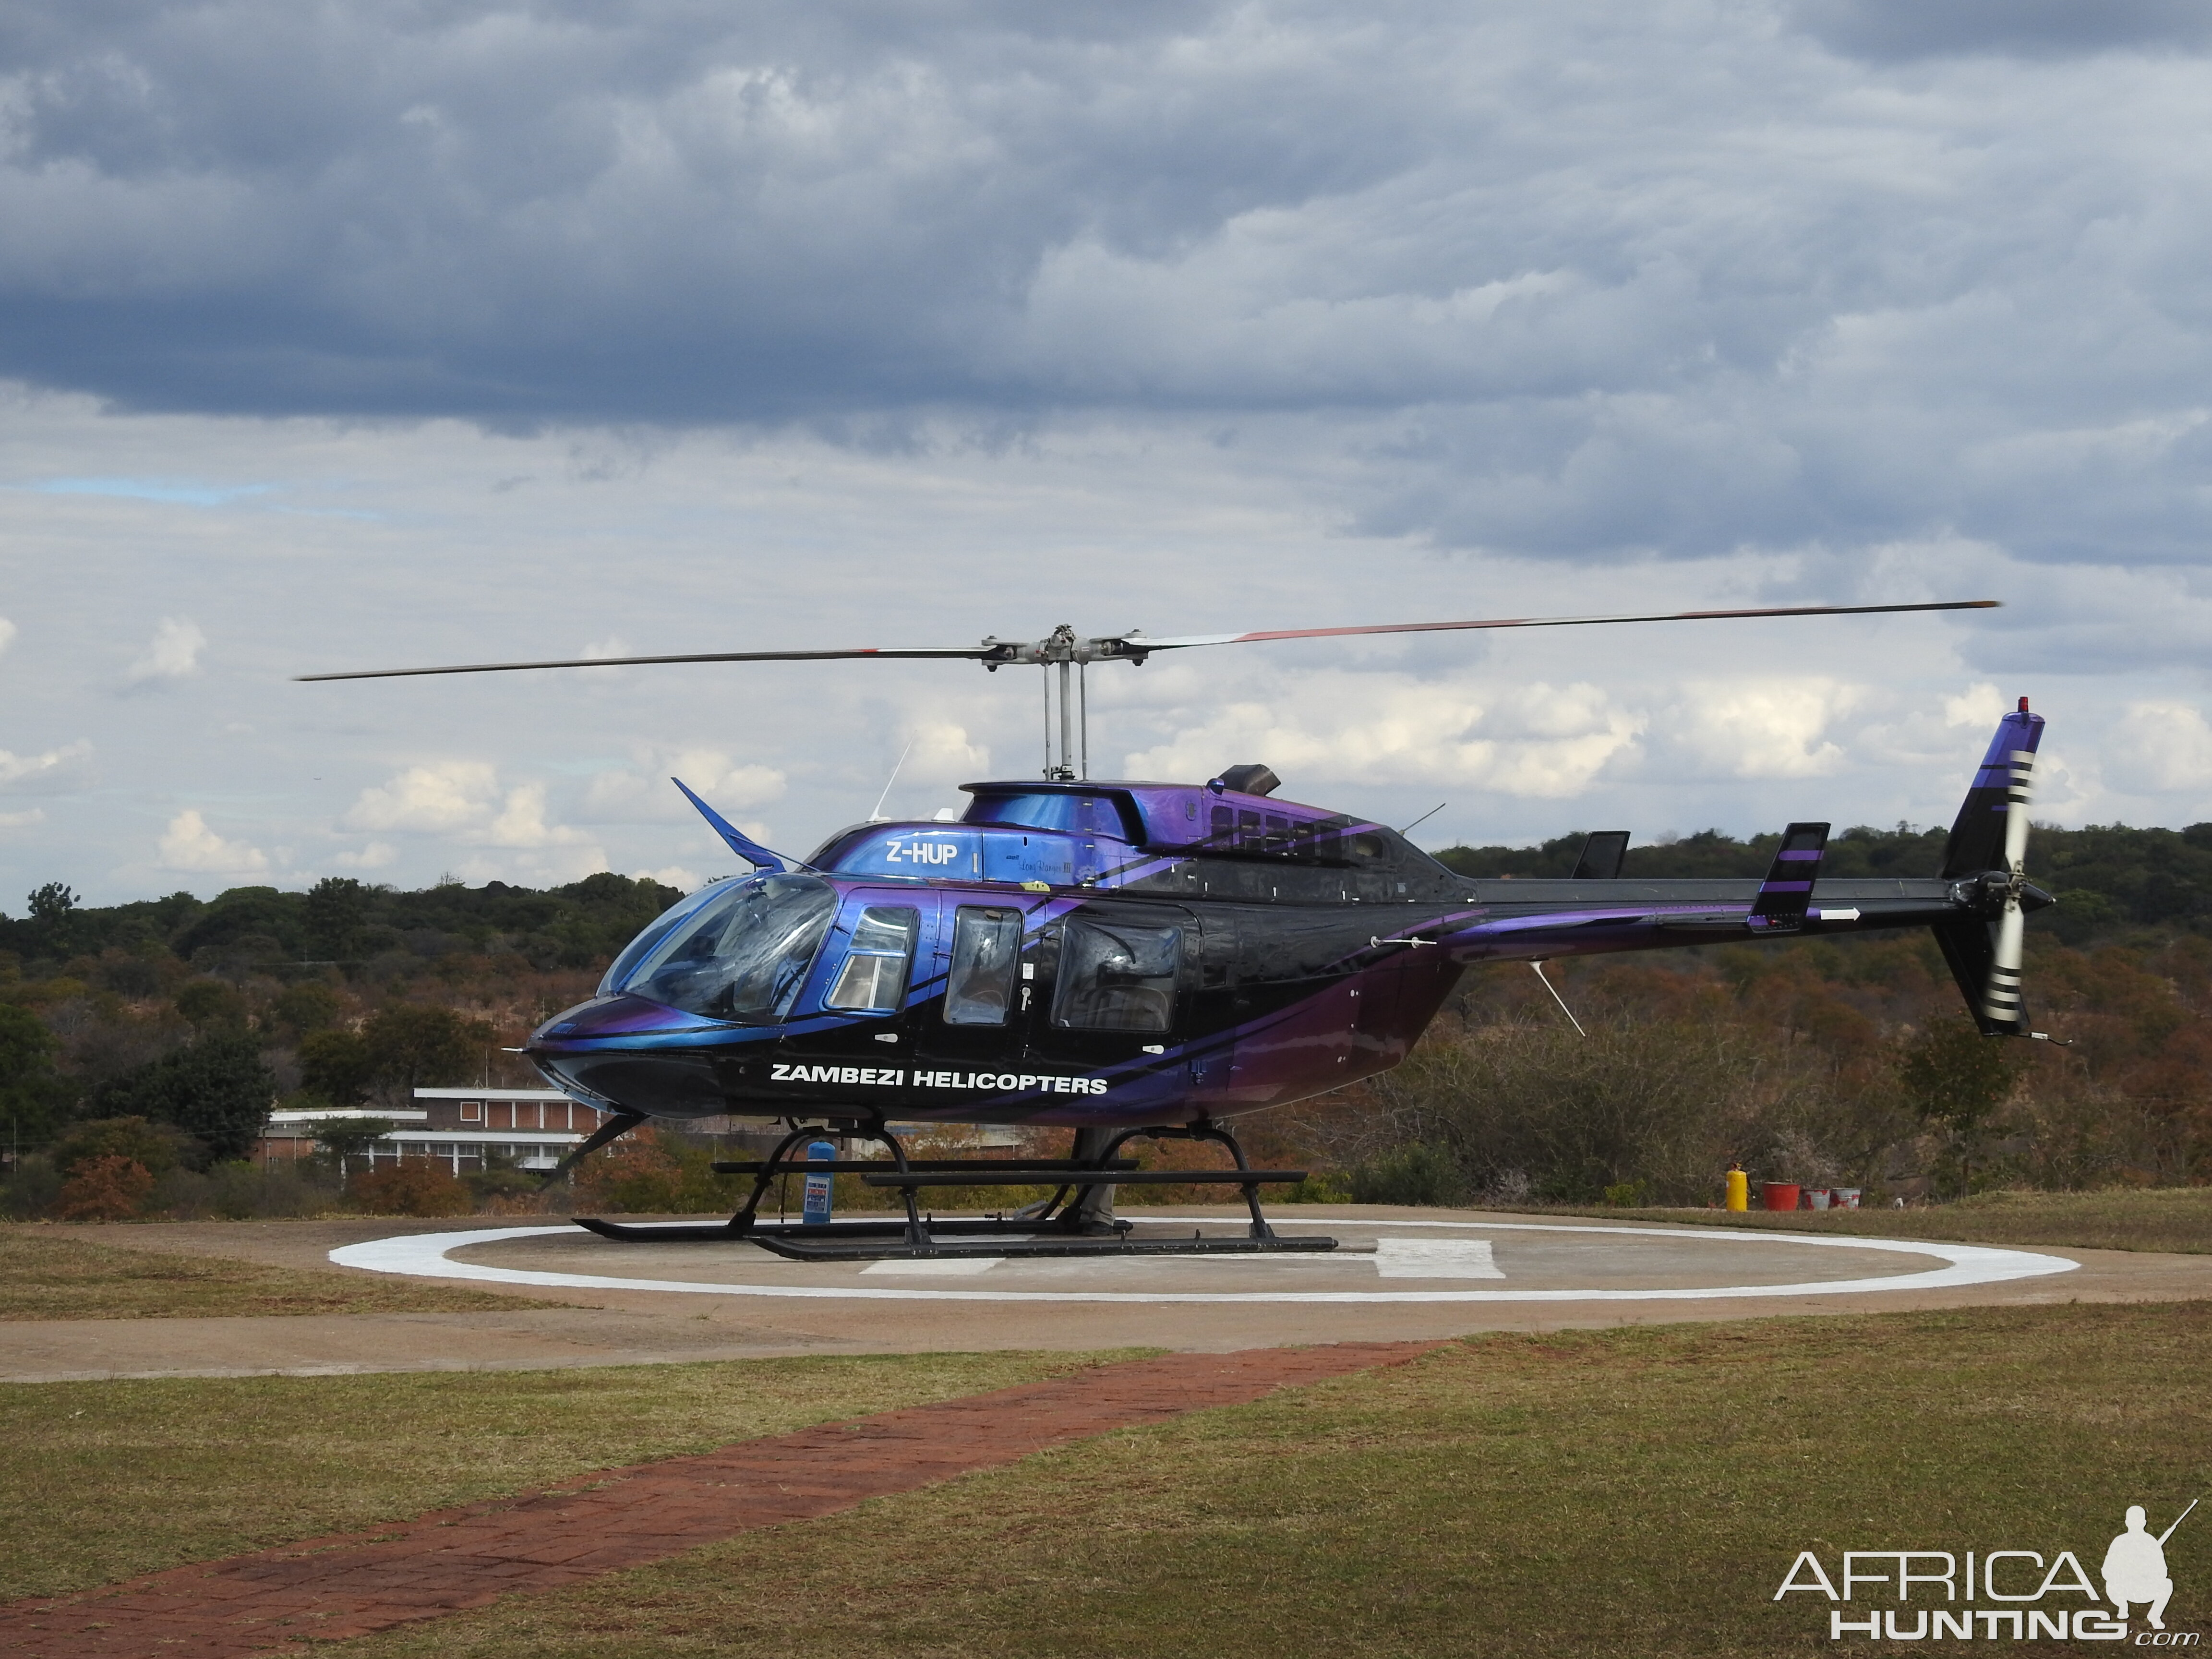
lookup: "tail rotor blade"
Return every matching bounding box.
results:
[2003,747,2035,873]
[1984,898,2026,1032]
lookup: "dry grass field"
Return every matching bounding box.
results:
[0,1349,1130,1602]
[0,1226,524,1320]
[305,1300,2212,1659]
[1573,1184,2212,1254]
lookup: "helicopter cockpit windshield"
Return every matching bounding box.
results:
[602,874,837,1022]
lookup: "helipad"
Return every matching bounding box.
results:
[15,1207,2212,1381]
[335,1214,2080,1305]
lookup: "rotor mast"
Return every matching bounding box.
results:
[992,623,1124,781]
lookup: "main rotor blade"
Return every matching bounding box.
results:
[1123,599,1999,651]
[298,643,1000,682]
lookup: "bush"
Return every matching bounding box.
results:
[571,1128,751,1214]
[152,1160,342,1220]
[1357,1013,1909,1207]
[53,1154,156,1221]
[1348,1143,1466,1206]
[0,1155,63,1219]
[52,1116,193,1178]
[352,1158,474,1217]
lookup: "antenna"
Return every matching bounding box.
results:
[870,738,915,822]
[1400,802,1447,835]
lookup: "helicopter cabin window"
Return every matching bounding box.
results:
[1210,804,1233,844]
[613,873,838,1023]
[826,906,919,1013]
[1053,920,1181,1033]
[944,906,1022,1026]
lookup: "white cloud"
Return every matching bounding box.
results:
[125,616,205,685]
[481,782,594,849]
[0,618,15,660]
[338,762,596,869]
[1944,683,2008,730]
[1667,681,1865,781]
[0,739,93,793]
[583,751,787,821]
[1122,674,1645,800]
[342,762,501,833]
[0,808,44,830]
[157,809,269,874]
[2108,702,2212,794]
[630,864,704,890]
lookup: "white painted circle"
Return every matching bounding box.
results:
[330,1217,2080,1305]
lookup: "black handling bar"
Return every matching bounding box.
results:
[860,1167,1307,1188]
[711,1157,1140,1176]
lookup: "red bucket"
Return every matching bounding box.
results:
[1762,1182,1801,1212]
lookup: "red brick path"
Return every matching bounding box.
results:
[1,1342,1440,1658]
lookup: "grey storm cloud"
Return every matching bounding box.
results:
[7,0,2212,567]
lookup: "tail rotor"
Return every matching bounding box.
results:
[1936,698,2051,1038]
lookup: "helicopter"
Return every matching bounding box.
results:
[303,599,2048,1260]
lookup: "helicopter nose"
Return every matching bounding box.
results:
[530,993,727,1049]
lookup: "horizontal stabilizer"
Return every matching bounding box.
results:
[1749,822,1829,931]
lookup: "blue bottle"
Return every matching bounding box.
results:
[801,1139,837,1226]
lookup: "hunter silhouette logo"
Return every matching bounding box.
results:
[2107,1501,2195,1632]
[1775,1497,2199,1642]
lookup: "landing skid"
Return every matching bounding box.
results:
[571,1119,1337,1261]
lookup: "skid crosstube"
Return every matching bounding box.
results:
[570,1118,1339,1260]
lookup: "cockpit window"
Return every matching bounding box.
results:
[609,874,837,1022]
[825,906,919,1013]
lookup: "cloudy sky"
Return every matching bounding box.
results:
[5,0,2212,905]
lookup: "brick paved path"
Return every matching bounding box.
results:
[1,1341,1439,1659]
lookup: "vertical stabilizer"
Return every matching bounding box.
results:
[1941,703,2045,879]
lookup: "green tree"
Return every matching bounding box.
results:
[25,882,77,958]
[1899,1015,2018,1192]
[270,981,344,1036]
[299,1029,373,1105]
[96,1034,276,1165]
[175,979,252,1032]
[0,1005,73,1148]
[361,1004,496,1095]
[304,877,372,961]
[312,1116,395,1180]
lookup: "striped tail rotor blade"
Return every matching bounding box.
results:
[2003,746,2035,874]
[1983,898,2026,1033]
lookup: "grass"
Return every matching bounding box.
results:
[1563,1183,2212,1255]
[0,1348,1130,1602]
[0,1226,529,1321]
[322,1300,2212,1659]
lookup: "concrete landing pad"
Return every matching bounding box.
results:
[357,1214,2077,1305]
[12,1208,2212,1382]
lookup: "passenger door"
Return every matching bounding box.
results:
[1024,902,1194,1086]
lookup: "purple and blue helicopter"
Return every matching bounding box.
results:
[306,600,2047,1259]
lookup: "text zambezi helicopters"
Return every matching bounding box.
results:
[306,600,2048,1260]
